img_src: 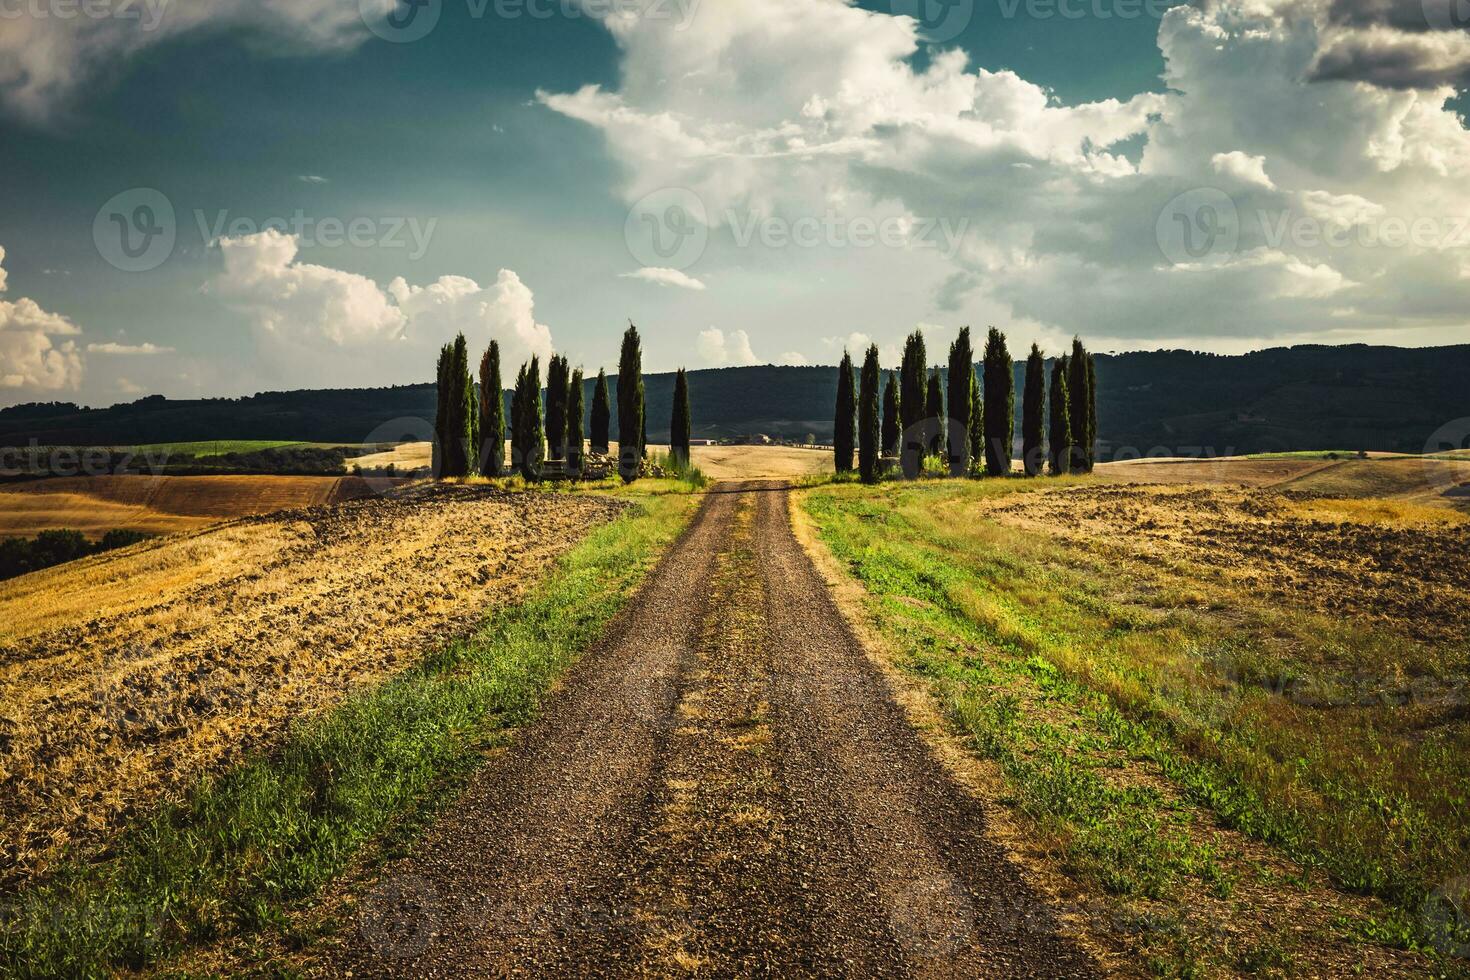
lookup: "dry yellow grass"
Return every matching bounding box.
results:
[0,485,624,884]
[352,442,834,482]
[0,475,374,539]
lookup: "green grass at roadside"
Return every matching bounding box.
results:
[801,479,1470,971]
[0,481,701,979]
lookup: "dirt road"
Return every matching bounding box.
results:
[328,482,1094,977]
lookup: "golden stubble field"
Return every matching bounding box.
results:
[0,484,626,885]
[352,441,835,481]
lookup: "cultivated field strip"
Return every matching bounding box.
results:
[0,485,624,885]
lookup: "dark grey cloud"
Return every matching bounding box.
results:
[1305,0,1470,89]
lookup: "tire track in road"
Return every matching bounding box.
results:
[326,481,1096,978]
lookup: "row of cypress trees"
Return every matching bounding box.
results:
[834,328,1096,482]
[434,322,693,484]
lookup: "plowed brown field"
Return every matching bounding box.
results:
[985,484,1470,644]
[0,475,383,539]
[0,484,624,885]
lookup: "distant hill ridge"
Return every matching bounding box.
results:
[3,344,1467,458]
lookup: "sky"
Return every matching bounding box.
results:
[1,0,1469,408]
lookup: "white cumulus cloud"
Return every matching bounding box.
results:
[0,245,83,392]
[543,0,1470,350]
[697,327,760,367]
[619,266,707,290]
[210,230,555,375]
[86,341,175,355]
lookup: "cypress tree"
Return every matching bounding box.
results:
[432,343,450,478]
[479,341,504,477]
[833,350,856,474]
[670,368,691,466]
[968,368,983,476]
[858,344,880,483]
[1068,337,1090,474]
[900,331,927,457]
[1022,343,1045,477]
[518,357,544,481]
[438,333,473,478]
[982,327,1014,477]
[510,362,526,476]
[617,324,645,479]
[924,368,944,459]
[1086,353,1098,472]
[1049,355,1071,476]
[882,372,901,457]
[545,354,568,462]
[591,368,611,454]
[567,367,585,475]
[946,327,974,476]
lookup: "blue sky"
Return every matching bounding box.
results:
[1,0,1468,408]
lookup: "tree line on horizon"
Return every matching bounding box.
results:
[833,327,1096,483]
[432,322,692,484]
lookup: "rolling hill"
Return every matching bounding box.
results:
[3,344,1467,459]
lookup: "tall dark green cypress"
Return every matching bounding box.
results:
[982,327,1014,477]
[509,362,526,476]
[924,368,944,458]
[518,357,544,481]
[616,324,644,481]
[439,334,473,478]
[1022,343,1045,477]
[946,327,974,476]
[544,354,569,461]
[670,368,691,465]
[833,350,856,474]
[899,331,927,452]
[858,344,880,483]
[591,368,611,454]
[1068,337,1090,474]
[1086,354,1098,472]
[882,372,901,457]
[479,341,504,477]
[1049,355,1071,476]
[433,343,451,478]
[968,368,983,476]
[567,367,585,474]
